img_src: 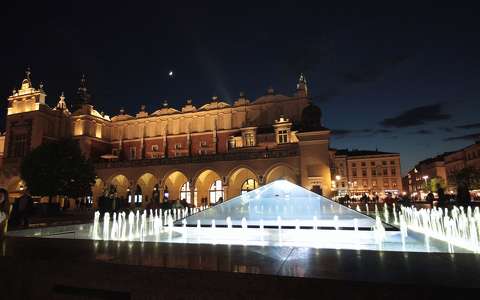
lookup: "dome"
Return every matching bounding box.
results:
[301,102,322,131]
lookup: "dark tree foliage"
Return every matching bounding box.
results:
[20,139,96,200]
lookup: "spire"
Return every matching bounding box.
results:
[20,66,32,90]
[296,73,308,96]
[73,74,92,111]
[55,92,68,111]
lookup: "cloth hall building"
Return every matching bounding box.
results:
[0,71,334,206]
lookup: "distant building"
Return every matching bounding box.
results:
[330,149,402,197]
[406,141,480,194]
[404,153,450,194]
[0,70,335,205]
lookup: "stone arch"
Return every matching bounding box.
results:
[161,170,189,202]
[264,163,297,184]
[109,174,130,198]
[227,166,260,199]
[193,169,223,205]
[91,178,105,207]
[6,176,25,201]
[136,172,158,203]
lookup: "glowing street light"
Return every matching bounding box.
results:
[335,175,341,181]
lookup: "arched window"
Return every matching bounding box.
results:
[180,181,197,204]
[241,178,258,194]
[135,184,142,204]
[209,180,224,204]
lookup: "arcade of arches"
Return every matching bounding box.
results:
[96,165,297,207]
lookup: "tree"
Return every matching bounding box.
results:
[451,167,480,191]
[450,167,480,205]
[423,176,447,193]
[20,138,96,203]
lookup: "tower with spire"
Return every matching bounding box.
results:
[7,67,47,115]
[295,73,308,97]
[72,74,92,112]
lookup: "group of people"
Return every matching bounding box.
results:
[0,189,34,238]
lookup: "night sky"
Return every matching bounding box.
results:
[1,2,479,174]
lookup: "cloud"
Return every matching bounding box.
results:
[456,122,480,130]
[331,128,392,138]
[444,132,480,141]
[413,129,432,135]
[439,127,453,132]
[380,103,451,128]
[331,129,354,138]
[341,55,409,85]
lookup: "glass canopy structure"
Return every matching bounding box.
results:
[179,179,377,228]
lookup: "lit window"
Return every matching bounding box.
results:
[363,180,368,187]
[180,182,197,204]
[228,137,235,149]
[278,130,288,144]
[198,149,208,155]
[241,179,258,194]
[129,147,136,160]
[362,169,367,177]
[245,133,255,146]
[209,180,224,204]
[372,180,377,187]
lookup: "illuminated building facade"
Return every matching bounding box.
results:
[0,71,333,205]
[331,149,402,197]
[405,141,480,195]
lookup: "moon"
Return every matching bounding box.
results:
[168,70,173,77]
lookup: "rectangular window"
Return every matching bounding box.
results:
[129,147,136,160]
[11,134,28,157]
[384,181,389,187]
[152,145,159,152]
[352,168,357,177]
[175,143,182,149]
[383,168,388,176]
[352,163,356,167]
[199,149,208,155]
[372,180,377,186]
[382,161,387,166]
[391,167,396,176]
[278,130,288,144]
[152,153,159,158]
[390,160,395,165]
[371,168,377,176]
[392,180,397,188]
[363,180,368,187]
[361,162,366,167]
[362,169,367,177]
[370,161,375,166]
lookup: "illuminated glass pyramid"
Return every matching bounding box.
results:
[180,179,376,228]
